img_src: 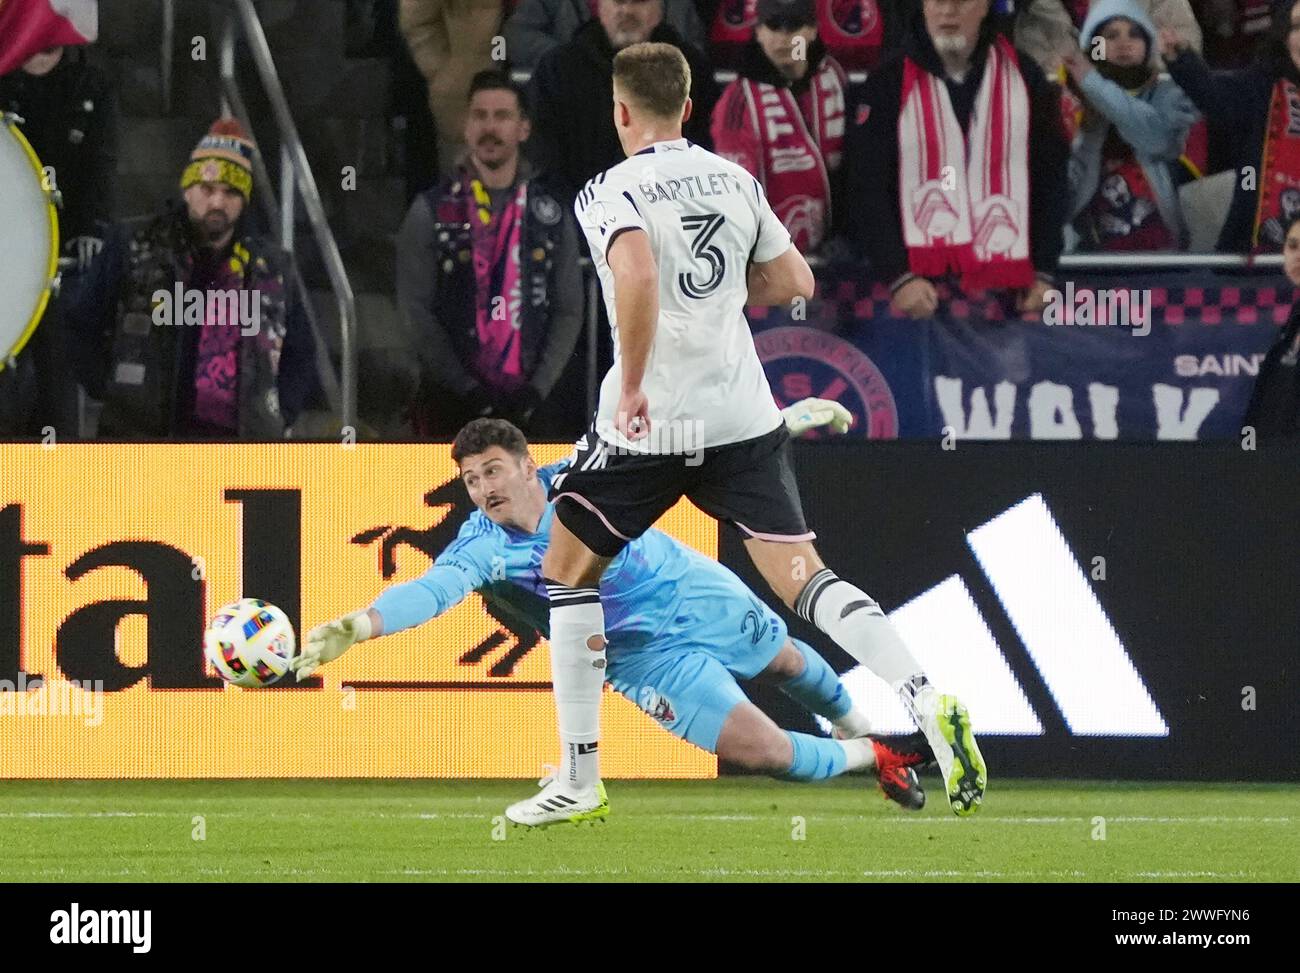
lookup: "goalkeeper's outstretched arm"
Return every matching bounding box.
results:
[291,535,496,680]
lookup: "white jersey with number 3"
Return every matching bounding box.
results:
[575,137,792,453]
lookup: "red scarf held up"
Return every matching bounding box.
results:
[897,35,1033,291]
[1253,79,1300,254]
[713,57,846,252]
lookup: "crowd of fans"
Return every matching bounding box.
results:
[2,0,1300,440]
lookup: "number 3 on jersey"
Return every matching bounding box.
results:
[678,213,727,300]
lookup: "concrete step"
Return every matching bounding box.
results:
[262,0,347,62]
[340,175,407,242]
[104,56,165,117]
[306,287,418,435]
[117,117,200,176]
[317,117,396,180]
[100,0,163,56]
[322,56,393,119]
[115,172,181,220]
[307,289,409,354]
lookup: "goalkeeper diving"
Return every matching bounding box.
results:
[294,402,935,825]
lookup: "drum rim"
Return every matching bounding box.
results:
[1,117,60,372]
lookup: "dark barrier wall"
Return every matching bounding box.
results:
[752,271,1292,440]
[720,441,1300,781]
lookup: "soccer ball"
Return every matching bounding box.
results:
[204,598,296,688]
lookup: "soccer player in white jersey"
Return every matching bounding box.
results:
[507,42,986,827]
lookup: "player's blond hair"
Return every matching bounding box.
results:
[612,43,691,121]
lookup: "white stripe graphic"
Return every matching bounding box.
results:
[817,575,1044,735]
[966,494,1169,736]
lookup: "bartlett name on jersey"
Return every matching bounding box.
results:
[575,139,791,456]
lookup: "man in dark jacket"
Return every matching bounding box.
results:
[525,0,721,205]
[843,0,1068,318]
[0,44,116,264]
[66,117,320,440]
[1244,212,1300,435]
[0,43,117,437]
[397,71,584,437]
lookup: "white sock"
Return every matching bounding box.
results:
[836,737,875,772]
[545,581,607,791]
[832,707,874,738]
[795,569,926,690]
[900,678,941,729]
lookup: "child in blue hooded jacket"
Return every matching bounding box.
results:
[1062,0,1197,251]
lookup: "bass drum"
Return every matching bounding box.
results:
[0,113,59,368]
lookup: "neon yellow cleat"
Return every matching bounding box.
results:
[920,694,987,816]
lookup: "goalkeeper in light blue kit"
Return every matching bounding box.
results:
[292,409,933,823]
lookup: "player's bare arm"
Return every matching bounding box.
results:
[746,243,816,306]
[607,227,658,441]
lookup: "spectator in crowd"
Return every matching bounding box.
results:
[0,43,117,437]
[1244,211,1300,435]
[711,0,847,254]
[0,44,116,267]
[1014,0,1201,73]
[397,71,583,437]
[66,118,319,439]
[504,0,704,67]
[1198,0,1271,68]
[526,0,720,203]
[1163,0,1300,252]
[703,0,903,72]
[844,0,1069,318]
[400,0,504,176]
[1063,0,1197,251]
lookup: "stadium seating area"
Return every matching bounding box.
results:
[1,0,1297,440]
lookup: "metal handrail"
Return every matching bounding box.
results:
[1059,253,1283,269]
[217,0,356,430]
[507,68,872,86]
[802,253,1285,271]
[160,0,174,113]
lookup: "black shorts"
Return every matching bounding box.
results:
[549,421,814,558]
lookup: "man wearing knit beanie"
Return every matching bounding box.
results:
[179,116,256,249]
[63,114,322,440]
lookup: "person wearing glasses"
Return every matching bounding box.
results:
[843,0,1069,319]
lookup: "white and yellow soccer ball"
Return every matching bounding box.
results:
[204,598,296,688]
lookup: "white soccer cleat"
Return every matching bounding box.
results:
[504,768,609,828]
[914,692,987,817]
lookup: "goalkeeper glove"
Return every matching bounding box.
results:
[291,609,373,682]
[781,397,853,436]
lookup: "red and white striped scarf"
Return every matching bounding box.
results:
[897,35,1033,291]
[719,59,846,252]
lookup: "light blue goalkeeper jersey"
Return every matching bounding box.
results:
[371,461,723,655]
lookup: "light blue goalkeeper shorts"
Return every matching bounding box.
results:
[604,570,787,754]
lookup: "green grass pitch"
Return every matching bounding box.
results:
[0,778,1294,882]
